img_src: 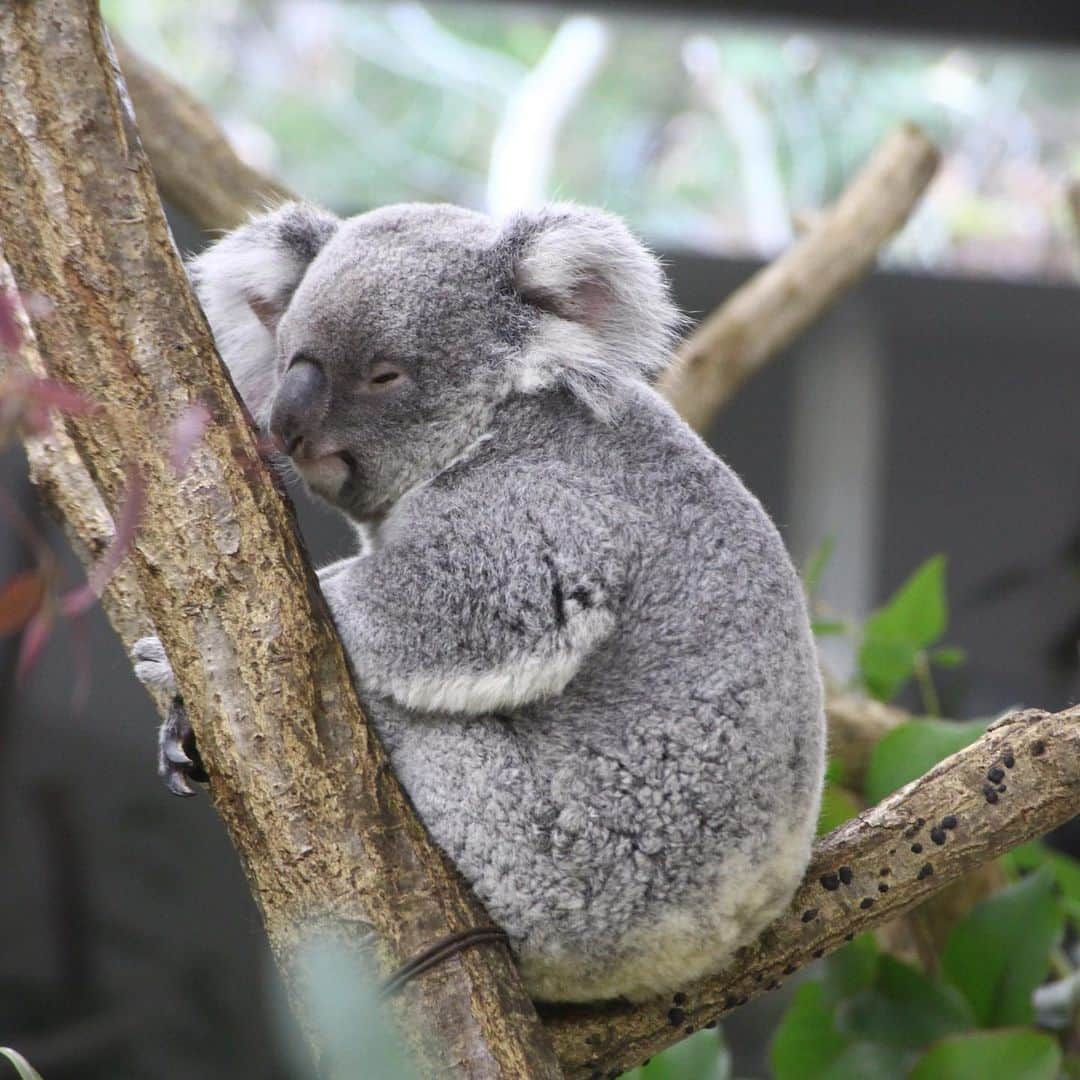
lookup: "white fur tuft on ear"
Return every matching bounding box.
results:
[505,203,685,419]
[187,202,339,426]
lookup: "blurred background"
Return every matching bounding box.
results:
[2,1,1079,1077]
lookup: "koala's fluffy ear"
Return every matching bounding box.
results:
[503,204,684,418]
[187,202,339,424]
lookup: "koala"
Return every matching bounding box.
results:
[133,201,825,1004]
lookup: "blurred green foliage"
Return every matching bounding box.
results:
[104,0,1080,280]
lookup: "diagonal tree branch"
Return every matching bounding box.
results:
[656,123,940,431]
[0,4,559,1077]
[546,706,1080,1076]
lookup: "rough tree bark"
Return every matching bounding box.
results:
[4,13,1076,1080]
[0,5,560,1078]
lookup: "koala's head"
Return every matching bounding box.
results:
[190,201,680,522]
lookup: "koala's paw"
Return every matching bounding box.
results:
[132,635,177,694]
[158,696,208,798]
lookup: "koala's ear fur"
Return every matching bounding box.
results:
[504,204,684,418]
[187,202,339,424]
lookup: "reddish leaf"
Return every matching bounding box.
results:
[0,570,46,634]
[17,609,53,680]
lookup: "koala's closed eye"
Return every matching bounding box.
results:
[361,361,408,394]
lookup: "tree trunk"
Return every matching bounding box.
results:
[0,4,560,1077]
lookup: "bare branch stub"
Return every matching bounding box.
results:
[545,707,1080,1077]
[0,5,559,1076]
[657,123,940,433]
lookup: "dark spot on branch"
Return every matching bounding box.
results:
[839,866,854,885]
[844,932,855,942]
[1003,752,1015,769]
[820,872,840,891]
[878,883,889,893]
[783,963,797,975]
[766,980,781,991]
[987,765,1005,784]
[917,863,934,880]
[802,908,818,923]
[1031,739,1046,756]
[984,785,999,804]
[879,867,891,876]
[683,1026,694,1035]
[812,948,824,958]
[860,897,875,910]
[667,1007,686,1027]
[911,843,923,853]
[672,992,687,1006]
[941,815,958,830]
[930,827,946,845]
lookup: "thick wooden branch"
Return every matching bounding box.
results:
[656,124,940,431]
[545,706,1080,1076]
[113,37,294,231]
[0,4,559,1077]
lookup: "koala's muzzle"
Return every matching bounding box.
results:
[269,360,328,456]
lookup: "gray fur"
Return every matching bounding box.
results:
[139,201,825,1002]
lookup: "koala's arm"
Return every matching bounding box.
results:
[319,479,622,714]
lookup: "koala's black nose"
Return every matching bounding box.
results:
[269,361,328,456]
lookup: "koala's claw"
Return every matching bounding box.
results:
[159,696,208,798]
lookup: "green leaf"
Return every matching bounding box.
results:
[771,983,849,1080]
[822,934,880,1008]
[1002,842,1080,905]
[632,1028,728,1080]
[909,1030,1062,1080]
[858,556,948,700]
[804,536,836,597]
[942,867,1064,1027]
[837,956,974,1052]
[817,782,861,836]
[857,637,919,702]
[0,1049,45,1080]
[863,718,985,804]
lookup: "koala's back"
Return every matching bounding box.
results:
[368,387,825,1002]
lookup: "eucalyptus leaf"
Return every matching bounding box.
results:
[837,956,974,1052]
[858,555,948,700]
[821,934,879,1008]
[909,1029,1062,1080]
[770,983,849,1080]
[864,718,985,804]
[941,867,1063,1027]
